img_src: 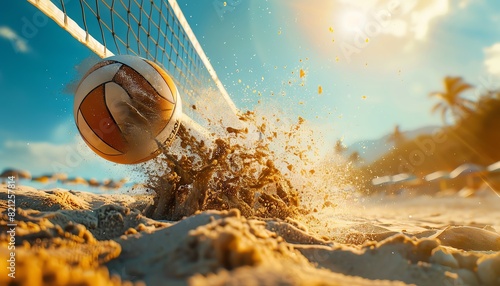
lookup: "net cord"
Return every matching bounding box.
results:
[27,0,114,57]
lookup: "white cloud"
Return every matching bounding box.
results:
[484,43,500,78]
[0,136,134,180]
[51,118,78,143]
[332,0,450,40]
[385,19,408,37]
[0,26,30,53]
[409,0,449,40]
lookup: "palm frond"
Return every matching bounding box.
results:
[429,91,446,99]
[461,97,474,103]
[458,103,474,115]
[452,83,474,96]
[431,102,444,114]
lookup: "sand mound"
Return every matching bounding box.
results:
[298,234,500,285]
[0,186,153,212]
[0,203,125,285]
[107,209,403,285]
[435,226,500,251]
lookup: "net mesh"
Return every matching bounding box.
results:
[28,0,237,124]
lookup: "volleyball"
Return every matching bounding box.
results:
[73,55,182,164]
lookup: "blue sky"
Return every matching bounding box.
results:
[1,0,500,180]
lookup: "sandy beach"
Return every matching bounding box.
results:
[1,184,499,286]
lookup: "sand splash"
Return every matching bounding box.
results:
[142,113,303,220]
[138,93,356,230]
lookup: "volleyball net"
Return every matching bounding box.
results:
[27,0,239,125]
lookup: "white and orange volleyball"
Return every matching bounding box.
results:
[74,55,182,164]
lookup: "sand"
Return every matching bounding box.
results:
[1,184,499,286]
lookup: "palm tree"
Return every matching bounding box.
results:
[387,125,405,147]
[430,76,474,124]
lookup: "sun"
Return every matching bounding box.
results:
[337,9,369,35]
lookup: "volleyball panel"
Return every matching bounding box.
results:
[82,60,120,80]
[76,110,123,156]
[79,85,128,153]
[145,59,178,104]
[104,82,133,132]
[107,55,175,104]
[74,62,123,118]
[155,93,182,148]
[113,64,174,137]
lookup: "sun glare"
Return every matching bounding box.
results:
[338,9,368,34]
